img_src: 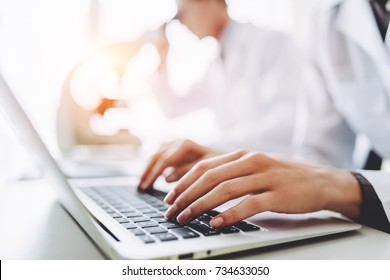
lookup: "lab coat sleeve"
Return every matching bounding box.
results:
[359,170,390,231]
[148,66,211,118]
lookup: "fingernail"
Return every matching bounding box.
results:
[164,190,176,204]
[177,209,191,224]
[139,180,150,190]
[165,204,178,219]
[210,216,224,229]
[166,174,177,182]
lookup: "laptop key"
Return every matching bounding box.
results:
[138,235,155,244]
[171,227,200,239]
[233,221,260,232]
[160,222,183,229]
[145,227,168,234]
[122,223,138,230]
[125,212,143,218]
[137,221,159,228]
[135,205,151,210]
[145,212,165,218]
[120,209,137,214]
[129,228,146,236]
[156,206,169,211]
[149,201,165,207]
[206,210,220,217]
[111,203,128,209]
[140,208,157,214]
[198,214,212,222]
[151,190,167,201]
[114,217,130,224]
[109,212,123,218]
[117,207,135,212]
[220,226,240,234]
[199,219,211,227]
[130,216,150,223]
[153,218,170,223]
[154,233,178,242]
[187,223,220,236]
[190,220,201,225]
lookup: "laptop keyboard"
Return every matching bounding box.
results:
[82,186,263,244]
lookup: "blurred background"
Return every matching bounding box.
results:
[0,0,319,182]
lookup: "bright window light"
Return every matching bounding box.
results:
[0,0,312,180]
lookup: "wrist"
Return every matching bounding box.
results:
[322,169,362,218]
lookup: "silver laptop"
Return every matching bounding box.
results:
[0,73,361,260]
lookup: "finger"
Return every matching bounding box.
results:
[138,142,175,187]
[210,193,273,229]
[140,140,198,189]
[165,161,201,182]
[165,151,254,219]
[138,146,169,190]
[164,149,248,206]
[175,174,268,224]
[139,142,193,190]
[173,158,254,220]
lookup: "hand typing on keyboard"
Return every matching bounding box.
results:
[137,140,362,231]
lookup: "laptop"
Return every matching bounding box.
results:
[0,72,361,260]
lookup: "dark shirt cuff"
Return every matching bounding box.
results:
[352,172,390,233]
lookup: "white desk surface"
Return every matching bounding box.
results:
[1,179,389,260]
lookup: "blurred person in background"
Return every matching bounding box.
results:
[293,0,390,170]
[146,0,302,155]
[58,0,303,157]
[138,0,390,234]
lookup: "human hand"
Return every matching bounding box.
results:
[138,140,223,191]
[163,150,362,229]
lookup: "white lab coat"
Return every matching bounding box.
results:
[295,0,390,221]
[150,21,302,156]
